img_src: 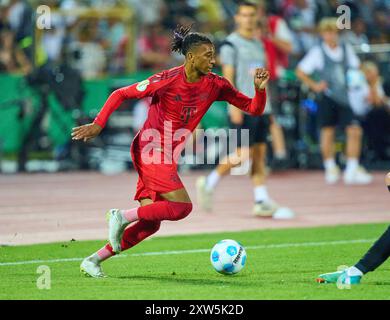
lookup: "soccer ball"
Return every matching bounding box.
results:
[210,239,247,275]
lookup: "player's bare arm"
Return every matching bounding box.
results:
[71,122,102,142]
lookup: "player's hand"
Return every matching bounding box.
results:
[71,122,102,142]
[312,81,328,93]
[254,68,270,90]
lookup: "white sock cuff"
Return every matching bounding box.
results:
[324,158,336,171]
[206,170,220,191]
[347,266,363,277]
[254,185,269,202]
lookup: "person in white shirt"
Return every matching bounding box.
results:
[296,18,372,185]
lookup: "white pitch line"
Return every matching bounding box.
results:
[0,238,375,267]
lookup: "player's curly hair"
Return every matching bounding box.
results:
[171,24,212,56]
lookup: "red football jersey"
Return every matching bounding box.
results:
[94,65,266,159]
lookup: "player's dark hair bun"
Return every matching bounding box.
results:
[172,24,192,53]
[171,24,212,56]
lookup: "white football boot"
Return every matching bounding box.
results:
[106,209,128,253]
[196,176,214,212]
[325,166,341,184]
[343,166,373,185]
[80,257,106,278]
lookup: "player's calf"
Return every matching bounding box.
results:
[138,200,193,221]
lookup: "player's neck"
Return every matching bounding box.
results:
[184,64,202,83]
[237,29,255,40]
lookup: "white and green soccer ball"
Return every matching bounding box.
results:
[210,239,247,275]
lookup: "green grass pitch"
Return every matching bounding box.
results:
[1,223,389,300]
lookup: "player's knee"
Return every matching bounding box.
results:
[167,201,193,221]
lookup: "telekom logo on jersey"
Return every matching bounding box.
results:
[139,121,250,174]
[180,106,196,124]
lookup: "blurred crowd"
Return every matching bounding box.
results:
[0,0,390,168]
[1,0,389,76]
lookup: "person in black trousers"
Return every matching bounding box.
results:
[317,172,390,285]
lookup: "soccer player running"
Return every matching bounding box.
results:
[317,172,390,285]
[296,18,372,185]
[72,25,270,278]
[197,1,281,217]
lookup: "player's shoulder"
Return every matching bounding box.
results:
[205,72,229,87]
[163,65,184,80]
[150,65,183,83]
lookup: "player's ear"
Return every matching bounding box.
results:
[187,51,194,64]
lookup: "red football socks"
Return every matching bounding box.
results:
[138,201,192,221]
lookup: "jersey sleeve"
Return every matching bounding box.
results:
[217,76,266,116]
[93,72,167,128]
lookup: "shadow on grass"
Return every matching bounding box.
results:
[112,274,326,288]
[368,281,390,286]
[113,274,260,288]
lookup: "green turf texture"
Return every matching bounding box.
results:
[1,223,389,300]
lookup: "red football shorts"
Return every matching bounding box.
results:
[130,134,184,202]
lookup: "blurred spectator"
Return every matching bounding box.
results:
[314,0,339,20]
[6,0,34,64]
[41,0,67,63]
[360,61,390,160]
[0,1,32,74]
[257,1,293,164]
[196,0,227,35]
[371,6,390,42]
[163,0,197,30]
[282,0,318,54]
[99,17,128,74]
[127,0,167,26]
[137,22,174,71]
[0,26,18,72]
[257,1,293,80]
[358,0,377,30]
[296,17,372,185]
[68,21,106,79]
[341,17,369,46]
